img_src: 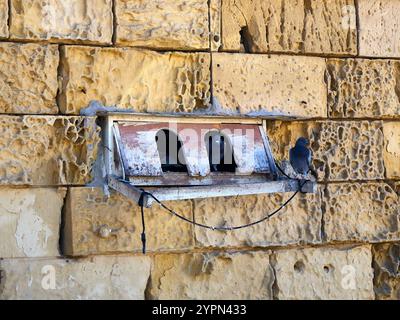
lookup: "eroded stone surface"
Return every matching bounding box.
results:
[372,242,400,300]
[210,0,222,51]
[212,54,326,117]
[148,252,274,299]
[274,245,374,299]
[383,122,400,179]
[10,0,113,44]
[0,116,99,185]
[194,188,323,248]
[324,183,400,243]
[267,121,385,181]
[59,46,210,114]
[221,0,356,55]
[359,0,400,58]
[0,256,151,299]
[0,0,8,38]
[64,188,194,256]
[116,0,209,50]
[327,59,400,118]
[0,188,66,258]
[0,43,58,114]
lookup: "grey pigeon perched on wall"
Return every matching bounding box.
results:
[289,137,312,175]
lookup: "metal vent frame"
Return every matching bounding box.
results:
[98,112,316,207]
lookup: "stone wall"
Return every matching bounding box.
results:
[0,0,399,300]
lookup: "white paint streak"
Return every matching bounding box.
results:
[15,193,53,257]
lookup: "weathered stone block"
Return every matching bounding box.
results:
[359,0,400,58]
[115,0,209,50]
[0,256,151,299]
[327,59,400,118]
[221,0,356,55]
[194,187,323,248]
[64,187,194,256]
[372,242,400,300]
[0,188,66,258]
[212,54,327,117]
[383,122,400,179]
[10,0,113,44]
[324,183,400,243]
[148,252,274,299]
[0,43,59,114]
[59,46,210,114]
[210,0,222,51]
[0,116,99,186]
[274,246,374,299]
[267,121,385,181]
[0,0,8,38]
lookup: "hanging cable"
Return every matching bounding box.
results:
[136,179,308,232]
[138,192,147,254]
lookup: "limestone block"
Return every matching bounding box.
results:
[267,121,385,181]
[0,256,151,300]
[64,187,194,256]
[10,0,113,44]
[148,252,274,299]
[0,188,66,258]
[115,0,209,50]
[327,59,400,118]
[221,0,356,55]
[274,246,374,299]
[210,0,222,51]
[383,122,400,179]
[324,183,400,243]
[0,116,99,186]
[212,54,326,117]
[372,243,400,300]
[359,0,400,58]
[194,187,323,248]
[0,43,58,114]
[59,46,210,114]
[0,0,8,38]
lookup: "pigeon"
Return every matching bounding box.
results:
[289,137,312,175]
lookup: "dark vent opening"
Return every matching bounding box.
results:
[156,129,188,173]
[205,131,237,173]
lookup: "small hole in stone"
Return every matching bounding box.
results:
[217,64,221,68]
[213,35,220,42]
[294,260,305,273]
[323,265,332,273]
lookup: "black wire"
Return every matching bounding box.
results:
[138,179,308,231]
[138,193,146,254]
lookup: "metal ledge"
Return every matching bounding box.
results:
[108,176,317,208]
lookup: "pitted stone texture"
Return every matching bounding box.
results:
[0,0,8,38]
[274,246,374,299]
[210,0,222,51]
[0,116,99,186]
[0,43,58,114]
[194,188,323,248]
[148,252,274,299]
[359,0,400,58]
[64,188,194,256]
[327,59,400,118]
[116,0,209,50]
[221,0,356,55]
[0,188,66,258]
[267,121,385,181]
[0,256,151,300]
[10,0,113,44]
[212,54,326,117]
[324,183,400,243]
[383,122,400,179]
[59,46,210,114]
[372,242,400,300]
